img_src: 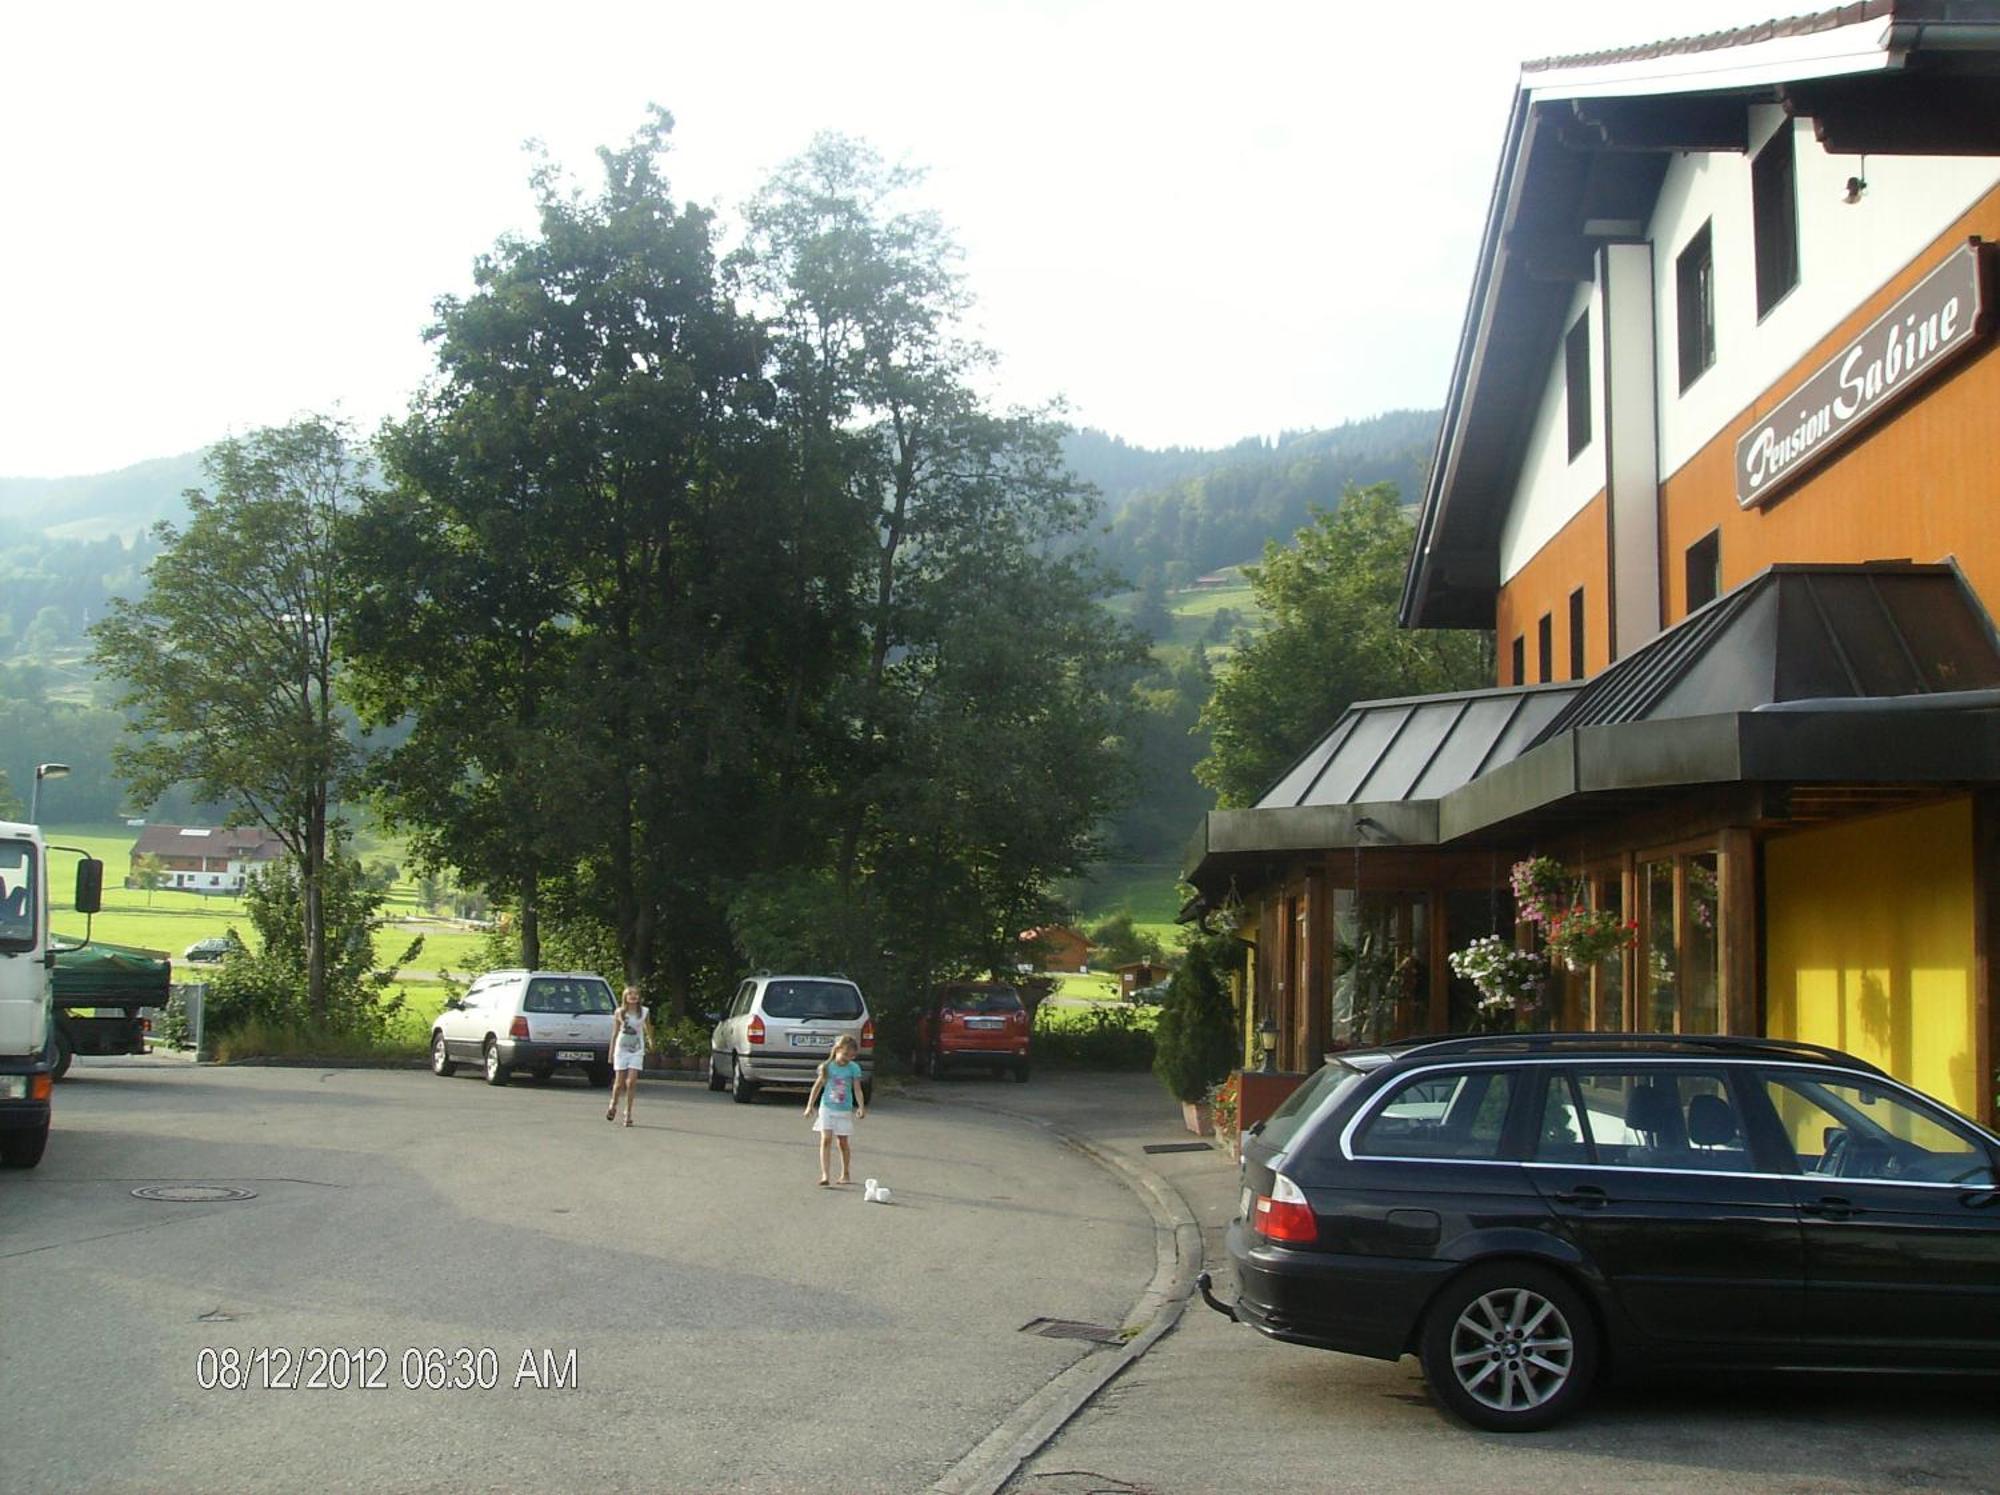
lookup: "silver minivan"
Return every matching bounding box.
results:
[708,974,874,1104]
[431,970,618,1087]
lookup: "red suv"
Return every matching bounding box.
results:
[912,981,1030,1082]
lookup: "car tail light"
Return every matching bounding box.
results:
[860,1017,874,1050]
[748,1014,765,1046]
[509,1016,530,1040]
[141,1018,152,1033]
[1252,1174,1317,1245]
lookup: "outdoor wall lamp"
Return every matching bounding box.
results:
[1257,1016,1278,1073]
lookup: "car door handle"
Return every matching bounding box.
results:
[1552,1185,1608,1209]
[1800,1195,1860,1219]
[1962,1188,2000,1209]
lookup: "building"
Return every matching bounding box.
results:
[1185,2,2000,1124]
[1019,925,1093,974]
[129,824,286,894]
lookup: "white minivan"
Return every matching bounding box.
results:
[431,970,618,1087]
[708,974,874,1104]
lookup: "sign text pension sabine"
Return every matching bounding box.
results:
[1736,239,1994,508]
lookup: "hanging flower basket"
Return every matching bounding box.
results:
[1542,908,1639,974]
[1447,935,1549,1032]
[1509,856,1568,926]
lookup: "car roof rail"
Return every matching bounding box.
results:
[1380,1031,1881,1072]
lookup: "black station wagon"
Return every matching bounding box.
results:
[1198,1034,2000,1430]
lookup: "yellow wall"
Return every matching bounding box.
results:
[1765,798,1979,1118]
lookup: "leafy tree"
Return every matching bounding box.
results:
[90,417,367,1021]
[1087,912,1164,968]
[0,765,21,820]
[133,852,166,905]
[1196,483,1490,807]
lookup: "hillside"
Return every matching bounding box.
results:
[0,449,207,541]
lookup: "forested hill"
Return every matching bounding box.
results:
[0,450,207,541]
[1082,408,1440,586]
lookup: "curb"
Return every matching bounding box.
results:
[928,1100,1209,1495]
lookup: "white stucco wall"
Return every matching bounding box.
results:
[1497,278,1605,582]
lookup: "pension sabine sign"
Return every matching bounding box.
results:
[1737,239,1993,508]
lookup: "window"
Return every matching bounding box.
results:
[1568,588,1586,679]
[1569,1069,1749,1171]
[1761,1072,1994,1185]
[1564,313,1591,460]
[1677,222,1715,391]
[0,837,37,949]
[1686,530,1721,611]
[1511,635,1526,687]
[524,977,615,1015]
[1752,124,1799,318]
[1259,1059,1369,1156]
[1355,1069,1517,1160]
[760,979,864,1019]
[1537,614,1553,684]
[1537,1073,1591,1163]
[1638,850,1723,1035]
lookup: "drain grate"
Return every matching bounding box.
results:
[1140,1142,1214,1154]
[131,1184,258,1203]
[1020,1317,1124,1345]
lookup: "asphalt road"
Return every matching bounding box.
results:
[0,1057,1155,1494]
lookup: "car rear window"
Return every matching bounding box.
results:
[761,980,865,1020]
[524,978,616,1015]
[1257,1060,1369,1156]
[941,987,1022,1014]
[1354,1068,1517,1160]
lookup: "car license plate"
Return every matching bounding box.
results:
[0,1076,24,1099]
[965,1017,1002,1029]
[794,1033,834,1047]
[556,1049,593,1061]
[1239,1186,1253,1219]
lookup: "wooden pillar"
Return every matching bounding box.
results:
[1303,870,1329,1064]
[1719,828,1758,1037]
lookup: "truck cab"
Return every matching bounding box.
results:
[1,823,103,1168]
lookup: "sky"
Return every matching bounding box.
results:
[3,0,1772,479]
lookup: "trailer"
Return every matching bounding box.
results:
[51,941,170,1078]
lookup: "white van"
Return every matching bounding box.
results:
[708,974,874,1104]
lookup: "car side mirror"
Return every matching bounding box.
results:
[702,1011,722,1025]
[74,858,103,915]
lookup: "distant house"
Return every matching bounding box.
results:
[1018,925,1091,974]
[129,824,285,895]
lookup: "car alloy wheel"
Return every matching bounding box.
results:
[1419,1263,1596,1432]
[730,1058,757,1104]
[431,1033,456,1077]
[483,1040,511,1087]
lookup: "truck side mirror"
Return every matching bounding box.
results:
[75,858,104,915]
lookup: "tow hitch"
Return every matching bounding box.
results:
[1195,1270,1238,1322]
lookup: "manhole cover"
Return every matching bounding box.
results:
[1141,1142,1214,1154]
[1020,1317,1123,1345]
[131,1184,258,1203]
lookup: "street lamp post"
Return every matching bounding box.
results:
[29,762,70,824]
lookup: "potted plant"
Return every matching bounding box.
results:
[1208,1073,1242,1158]
[1542,908,1638,974]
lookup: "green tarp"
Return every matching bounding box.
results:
[52,941,171,1004]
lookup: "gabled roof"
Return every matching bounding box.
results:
[1400,1,2000,630]
[131,824,285,860]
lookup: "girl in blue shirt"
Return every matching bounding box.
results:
[804,1034,867,1186]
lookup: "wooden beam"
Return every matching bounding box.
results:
[1719,829,1758,1037]
[1789,78,2000,155]
[1567,97,1750,153]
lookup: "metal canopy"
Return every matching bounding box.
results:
[1187,563,2000,895]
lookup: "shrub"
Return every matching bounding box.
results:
[1151,930,1239,1104]
[1032,1003,1156,1069]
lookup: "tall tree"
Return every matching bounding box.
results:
[1196,483,1490,807]
[91,418,364,1020]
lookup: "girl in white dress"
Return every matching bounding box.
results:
[605,985,651,1127]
